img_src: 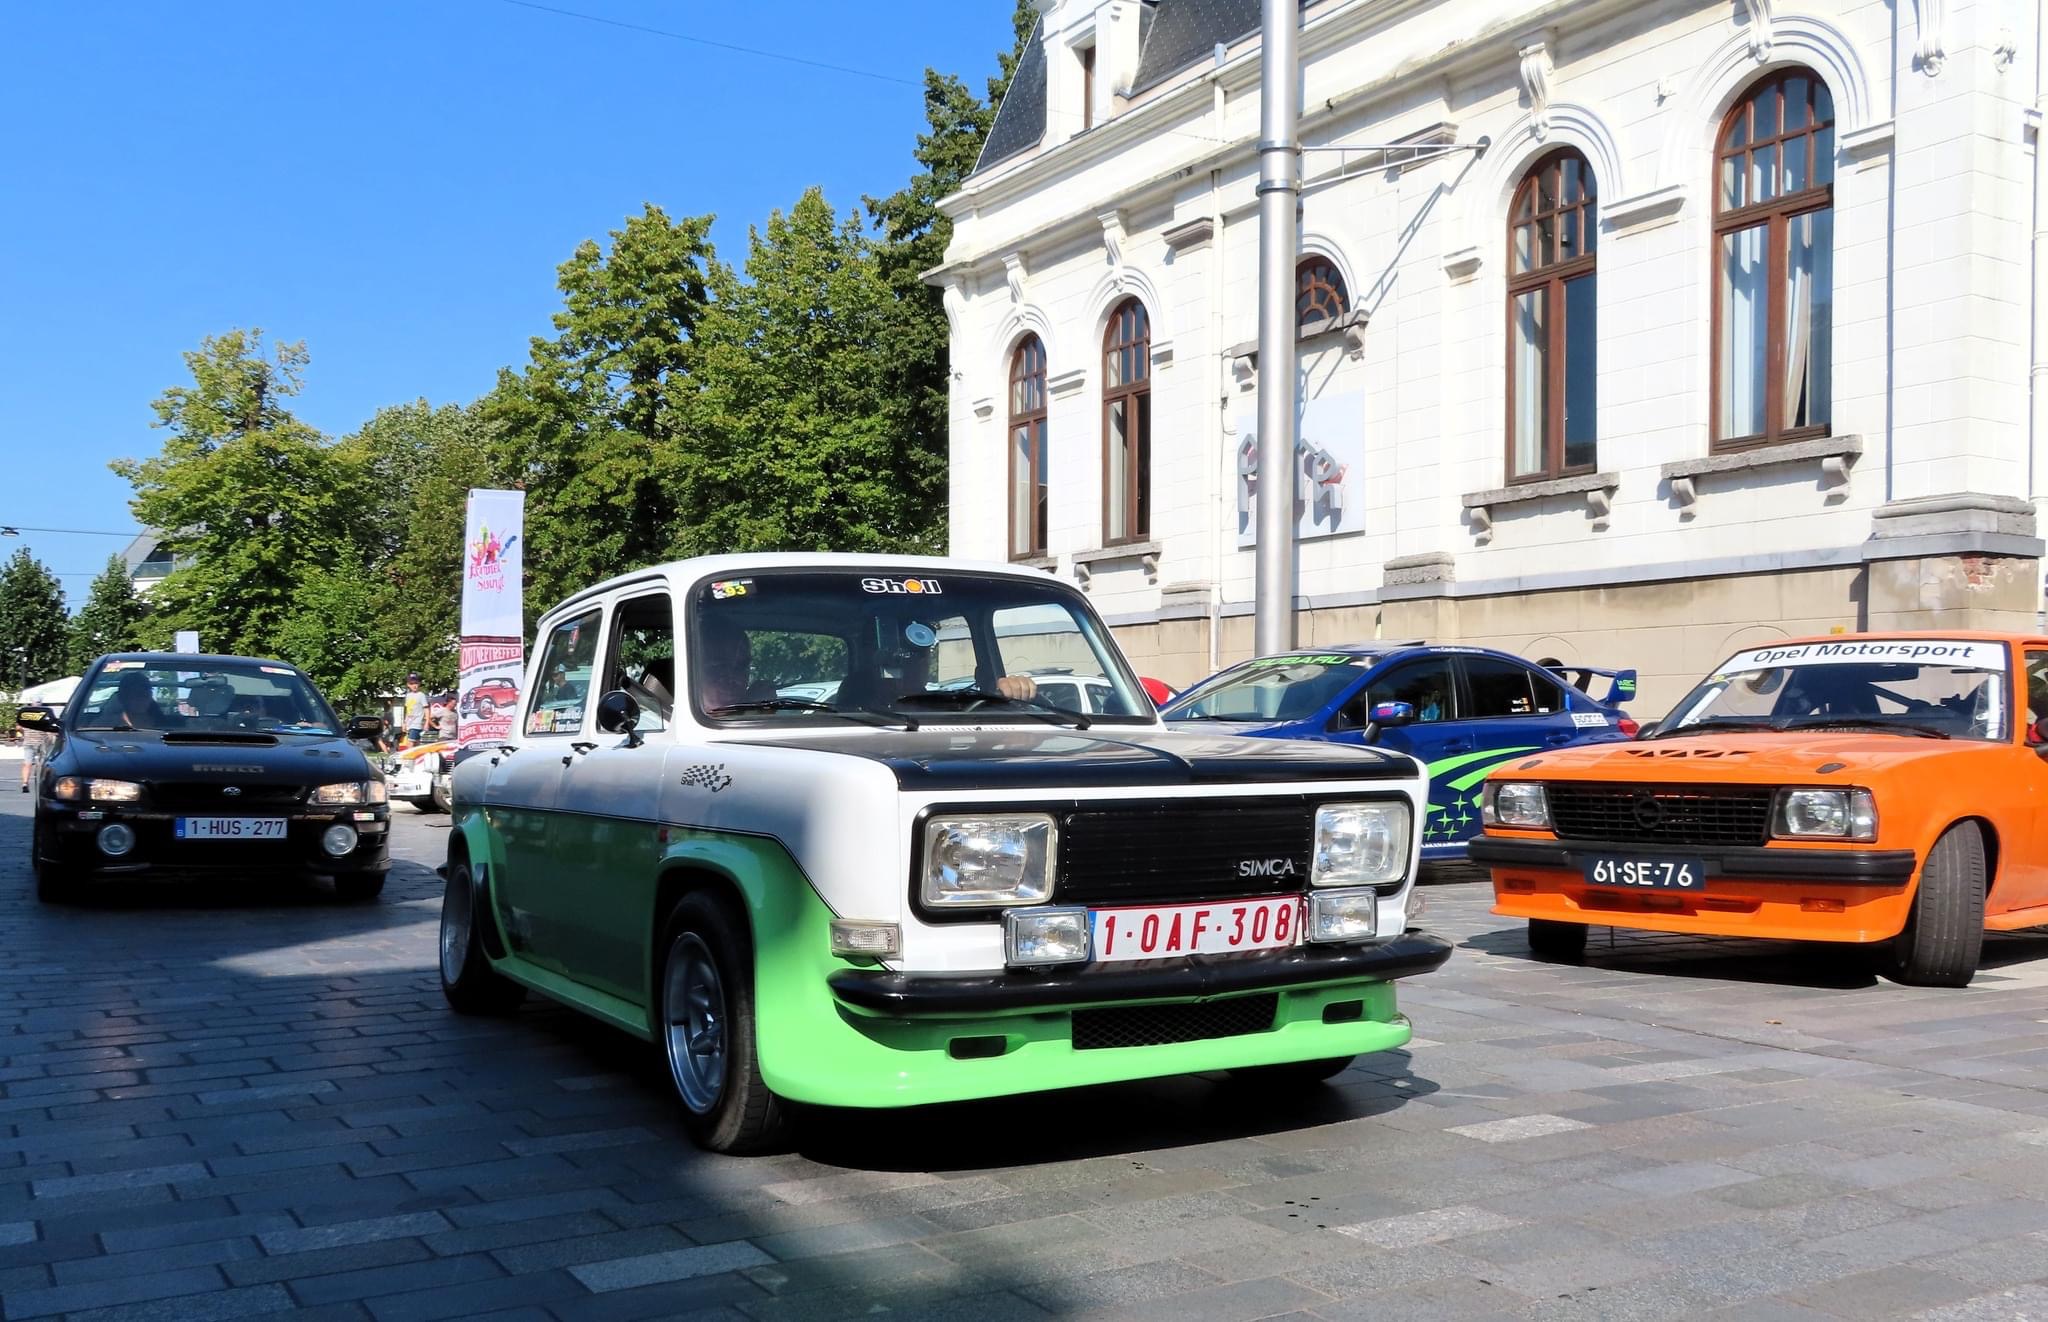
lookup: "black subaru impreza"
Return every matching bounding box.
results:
[22,653,391,902]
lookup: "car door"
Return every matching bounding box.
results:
[485,606,602,975]
[1326,655,1471,848]
[2014,647,2048,910]
[1433,653,1579,848]
[549,588,676,1005]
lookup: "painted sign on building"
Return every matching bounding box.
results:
[1233,391,1366,548]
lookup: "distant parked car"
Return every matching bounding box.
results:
[1164,643,1637,861]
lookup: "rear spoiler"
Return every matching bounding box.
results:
[1545,664,1637,706]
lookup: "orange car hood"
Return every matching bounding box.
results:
[1510,731,1987,784]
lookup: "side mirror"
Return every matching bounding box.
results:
[1371,701,1418,728]
[15,705,56,730]
[597,689,642,746]
[347,714,386,740]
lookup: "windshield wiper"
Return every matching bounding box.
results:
[704,698,910,730]
[890,689,1091,729]
[1780,715,1953,740]
[1647,716,1782,739]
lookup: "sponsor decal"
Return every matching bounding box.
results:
[1242,653,1352,669]
[1570,712,1609,728]
[679,764,733,793]
[258,665,293,675]
[709,579,752,601]
[194,764,264,774]
[1723,639,2005,673]
[860,576,943,595]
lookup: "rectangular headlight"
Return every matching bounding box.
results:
[1483,782,1551,829]
[364,779,389,805]
[921,813,1056,908]
[1004,907,1089,966]
[311,782,366,805]
[87,779,142,803]
[1308,888,1380,944]
[1312,802,1410,887]
[1774,788,1877,841]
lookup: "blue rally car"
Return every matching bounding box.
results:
[1163,644,1638,859]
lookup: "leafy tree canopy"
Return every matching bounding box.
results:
[68,555,147,673]
[0,548,69,690]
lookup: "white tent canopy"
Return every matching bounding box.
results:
[19,676,80,705]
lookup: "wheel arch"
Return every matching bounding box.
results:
[1957,815,2000,904]
[650,860,756,1031]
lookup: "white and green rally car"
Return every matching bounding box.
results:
[440,554,1450,1152]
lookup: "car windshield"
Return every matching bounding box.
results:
[74,659,341,735]
[1164,654,1376,722]
[687,570,1149,724]
[1661,639,2010,742]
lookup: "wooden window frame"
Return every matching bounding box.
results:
[1007,335,1048,560]
[1504,149,1599,484]
[1711,69,1835,453]
[1296,257,1348,332]
[1100,298,1151,546]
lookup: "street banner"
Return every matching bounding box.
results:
[458,489,526,750]
[1233,390,1367,547]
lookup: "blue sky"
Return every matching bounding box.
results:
[0,1,1010,603]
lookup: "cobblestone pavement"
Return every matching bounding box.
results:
[11,799,2048,1321]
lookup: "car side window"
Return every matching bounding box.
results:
[1463,656,1550,718]
[606,593,675,735]
[2026,651,2048,744]
[1365,659,1456,723]
[525,610,601,736]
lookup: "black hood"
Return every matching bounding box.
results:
[61,729,377,786]
[728,726,1415,790]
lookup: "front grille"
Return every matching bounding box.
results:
[1057,797,1321,906]
[1548,783,1774,847]
[150,784,306,811]
[1072,994,1279,1050]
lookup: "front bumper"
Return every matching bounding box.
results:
[37,803,390,879]
[1472,833,1919,942]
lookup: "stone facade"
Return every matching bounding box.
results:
[932,0,2047,715]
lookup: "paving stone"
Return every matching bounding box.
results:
[256,1210,453,1254]
[1446,1113,1595,1143]
[1332,1204,1521,1248]
[569,1240,774,1292]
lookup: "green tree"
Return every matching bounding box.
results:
[0,547,69,691]
[67,555,147,671]
[685,189,923,553]
[486,205,714,612]
[860,1,1037,541]
[274,561,386,713]
[112,330,370,659]
[337,399,500,687]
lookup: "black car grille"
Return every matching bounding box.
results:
[149,784,306,811]
[1548,783,1774,847]
[1056,797,1330,906]
[1072,994,1279,1050]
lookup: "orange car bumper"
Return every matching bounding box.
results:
[1471,835,1920,943]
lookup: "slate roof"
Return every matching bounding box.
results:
[974,0,1267,175]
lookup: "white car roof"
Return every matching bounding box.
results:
[543,552,1064,621]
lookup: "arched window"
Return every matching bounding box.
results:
[1007,336,1048,559]
[1506,149,1597,481]
[1714,69,1834,449]
[1101,299,1151,544]
[1296,257,1349,332]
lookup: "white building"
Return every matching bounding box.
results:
[931,0,2048,713]
[120,532,172,597]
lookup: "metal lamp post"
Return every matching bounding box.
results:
[1253,0,1301,656]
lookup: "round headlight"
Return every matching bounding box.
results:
[97,824,136,857]
[321,825,359,857]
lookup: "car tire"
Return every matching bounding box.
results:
[31,819,72,904]
[334,871,387,903]
[657,893,786,1154]
[406,797,436,814]
[1528,918,1588,961]
[439,859,525,1014]
[1878,821,1987,988]
[1229,1056,1356,1085]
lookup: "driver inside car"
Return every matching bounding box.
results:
[868,622,1038,704]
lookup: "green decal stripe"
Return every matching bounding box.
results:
[1445,749,1542,792]
[1424,746,1539,780]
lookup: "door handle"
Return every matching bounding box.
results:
[1441,738,1473,754]
[562,740,597,766]
[1546,732,1575,746]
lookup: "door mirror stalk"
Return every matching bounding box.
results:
[596,690,643,748]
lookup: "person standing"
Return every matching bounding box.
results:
[435,695,458,742]
[401,673,426,748]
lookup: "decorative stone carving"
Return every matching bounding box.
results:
[1046,366,1087,399]
[1161,216,1214,252]
[1660,435,1863,515]
[1071,540,1162,588]
[1461,472,1621,546]
[1517,38,1553,141]
[1002,253,1028,305]
[1914,0,1947,75]
[1098,209,1128,291]
[971,397,995,421]
[1738,0,1775,62]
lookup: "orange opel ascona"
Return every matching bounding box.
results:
[1469,632,2048,987]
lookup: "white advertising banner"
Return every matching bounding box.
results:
[1233,391,1367,548]
[458,489,526,751]
[1720,639,2007,673]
